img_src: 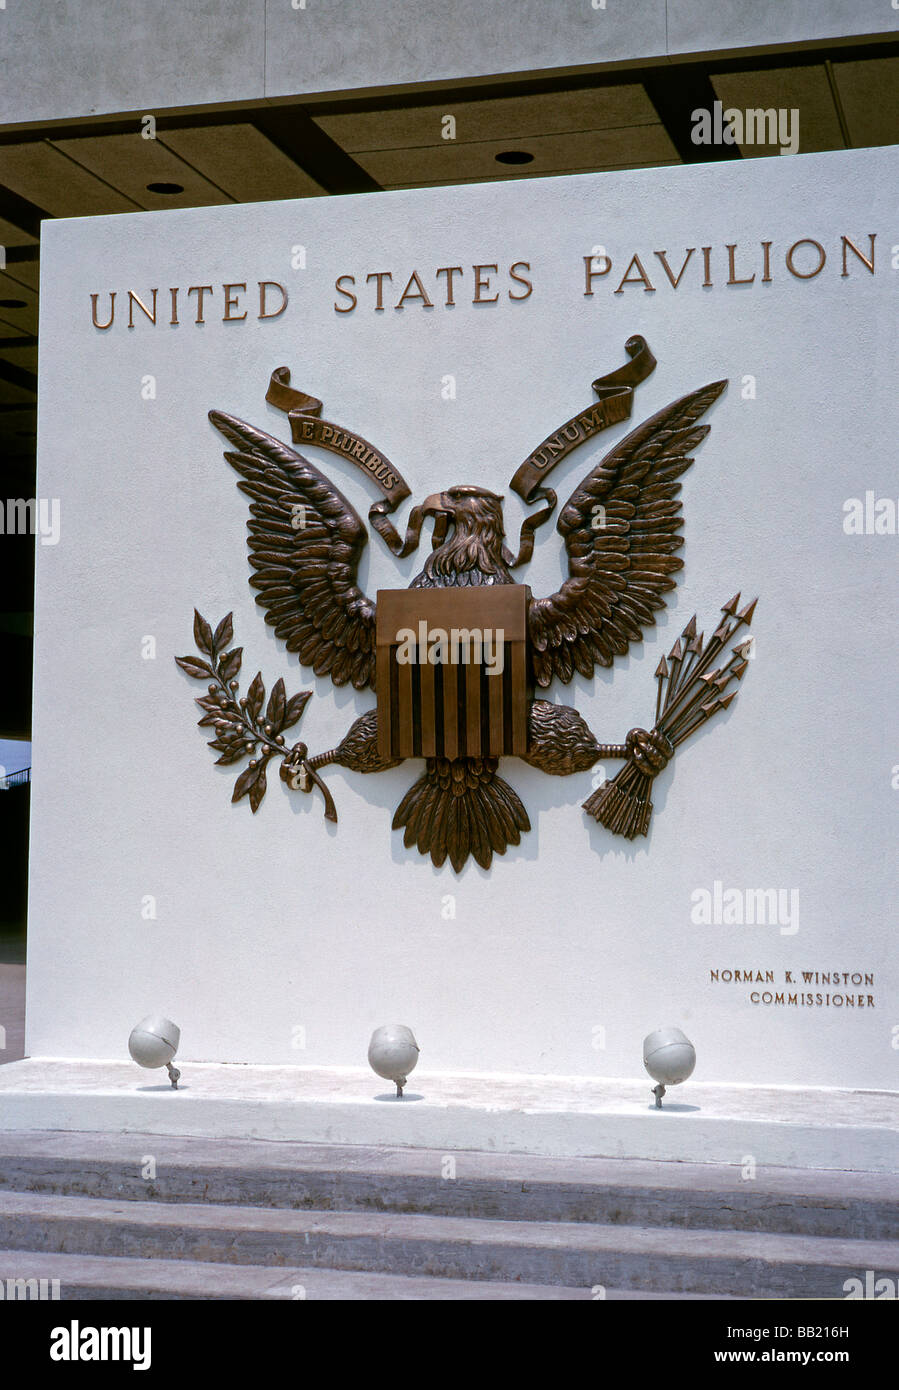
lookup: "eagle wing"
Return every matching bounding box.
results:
[528,380,727,688]
[209,410,376,690]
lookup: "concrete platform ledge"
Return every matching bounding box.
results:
[0,1060,895,1173]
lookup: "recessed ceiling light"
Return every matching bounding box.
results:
[146,182,184,195]
[495,151,534,165]
[0,298,27,309]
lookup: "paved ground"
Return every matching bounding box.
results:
[0,934,26,1064]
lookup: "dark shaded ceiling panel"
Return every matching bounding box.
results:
[0,142,138,216]
[833,56,899,146]
[710,66,846,156]
[160,125,325,200]
[355,124,678,188]
[314,84,661,151]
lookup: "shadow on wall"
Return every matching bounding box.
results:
[0,779,29,944]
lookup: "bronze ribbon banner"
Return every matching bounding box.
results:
[506,335,657,567]
[266,366,425,558]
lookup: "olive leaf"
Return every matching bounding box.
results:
[246,672,265,722]
[213,613,234,654]
[176,655,213,679]
[232,757,269,812]
[283,691,312,730]
[266,677,286,733]
[249,763,267,813]
[218,647,243,682]
[214,748,246,766]
[193,609,215,657]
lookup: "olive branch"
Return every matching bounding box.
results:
[175,610,328,815]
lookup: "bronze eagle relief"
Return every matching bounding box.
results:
[176,339,757,872]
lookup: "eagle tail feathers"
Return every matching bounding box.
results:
[393,758,530,873]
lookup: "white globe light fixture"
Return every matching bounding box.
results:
[368,1024,419,1099]
[128,1015,182,1090]
[643,1026,695,1108]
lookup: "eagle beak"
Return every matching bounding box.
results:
[420,491,453,517]
[420,492,452,549]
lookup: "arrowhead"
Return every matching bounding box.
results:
[730,658,749,681]
[721,593,741,617]
[668,638,684,661]
[718,691,738,711]
[688,632,704,655]
[682,614,697,638]
[732,640,753,658]
[737,597,758,625]
[700,667,722,685]
[712,622,733,643]
[655,657,669,679]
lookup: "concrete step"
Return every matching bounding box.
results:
[4,1058,896,1173]
[0,1190,895,1297]
[1,1131,895,1240]
[0,1250,591,1300]
[0,1247,737,1300]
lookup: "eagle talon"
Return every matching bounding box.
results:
[279,741,308,787]
[280,743,338,821]
[626,727,674,777]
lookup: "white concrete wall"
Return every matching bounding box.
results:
[29,147,899,1089]
[1,0,896,126]
[667,0,898,57]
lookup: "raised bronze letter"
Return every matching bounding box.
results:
[258,281,288,319]
[436,266,463,305]
[188,285,214,323]
[785,239,826,280]
[90,292,116,330]
[223,283,247,321]
[508,261,533,300]
[472,265,499,303]
[128,288,158,327]
[365,272,393,311]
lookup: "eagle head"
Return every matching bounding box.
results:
[412,485,513,588]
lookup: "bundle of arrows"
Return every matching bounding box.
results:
[583,593,757,839]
